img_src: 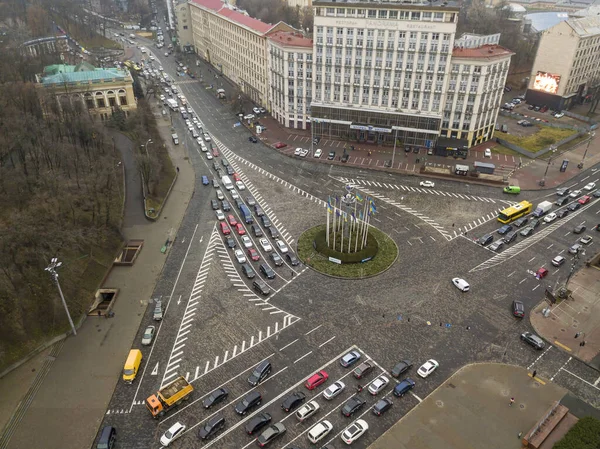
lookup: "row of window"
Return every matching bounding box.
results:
[315,7,456,23]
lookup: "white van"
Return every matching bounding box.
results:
[221,175,233,190]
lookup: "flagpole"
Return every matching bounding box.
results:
[348,214,352,253]
[355,214,360,253]
[341,212,344,250]
[332,202,337,250]
[326,198,330,245]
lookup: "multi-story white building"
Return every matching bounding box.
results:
[526,15,600,110]
[441,34,513,150]
[310,0,459,149]
[286,0,312,8]
[267,31,313,129]
[189,0,294,105]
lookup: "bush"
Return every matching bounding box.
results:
[313,229,378,263]
[553,416,600,449]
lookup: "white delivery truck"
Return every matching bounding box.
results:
[171,134,179,145]
[532,200,552,218]
[221,175,233,190]
[166,98,178,111]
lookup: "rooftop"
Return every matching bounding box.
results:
[452,44,514,60]
[40,64,131,85]
[566,14,600,35]
[190,0,276,34]
[570,3,600,16]
[268,31,313,48]
[312,0,460,7]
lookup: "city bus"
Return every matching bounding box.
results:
[497,201,533,224]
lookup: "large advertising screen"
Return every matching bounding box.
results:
[533,71,561,94]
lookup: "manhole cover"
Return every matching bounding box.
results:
[520,403,526,409]
[436,400,444,407]
[533,381,540,388]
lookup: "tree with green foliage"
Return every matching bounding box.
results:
[553,416,600,449]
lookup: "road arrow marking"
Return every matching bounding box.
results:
[152,362,159,375]
[177,294,181,305]
[200,236,204,243]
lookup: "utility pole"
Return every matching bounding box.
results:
[45,258,77,336]
[581,131,595,166]
[391,128,398,168]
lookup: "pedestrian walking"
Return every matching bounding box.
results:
[532,370,537,379]
[509,397,515,406]
[176,166,180,173]
[580,341,586,347]
[575,332,581,338]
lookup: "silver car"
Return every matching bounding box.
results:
[153,301,163,321]
[323,381,345,400]
[142,325,155,345]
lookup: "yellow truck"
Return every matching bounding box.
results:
[146,376,193,418]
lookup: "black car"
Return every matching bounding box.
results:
[513,217,528,228]
[567,202,581,211]
[372,398,393,416]
[211,199,219,210]
[255,206,265,216]
[281,392,306,412]
[221,200,231,211]
[478,234,493,246]
[226,237,236,248]
[556,187,570,196]
[555,196,569,206]
[261,216,272,227]
[241,263,255,279]
[222,159,230,167]
[245,413,272,435]
[269,226,279,239]
[253,279,270,296]
[341,154,349,163]
[213,162,220,171]
[260,263,276,279]
[574,224,586,234]
[503,231,518,244]
[512,300,525,318]
[327,151,336,160]
[257,423,286,446]
[557,209,569,218]
[235,198,245,209]
[497,225,512,235]
[252,225,263,237]
[203,388,229,409]
[342,396,366,417]
[593,190,600,198]
[249,136,258,143]
[246,196,257,206]
[530,218,541,229]
[198,415,225,440]
[270,252,283,266]
[248,360,271,386]
[519,226,534,237]
[286,253,300,266]
[391,360,413,378]
[235,391,263,415]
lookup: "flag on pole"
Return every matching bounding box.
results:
[327,197,333,214]
[356,192,363,202]
[370,201,377,214]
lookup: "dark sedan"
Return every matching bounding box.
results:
[257,422,286,447]
[341,396,366,417]
[567,202,581,211]
[372,398,393,416]
[281,392,306,412]
[244,412,272,435]
[203,388,229,409]
[391,360,413,378]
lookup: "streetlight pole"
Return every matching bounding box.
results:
[566,247,585,286]
[581,131,595,166]
[45,258,77,336]
[142,139,153,157]
[541,145,557,186]
[391,128,398,168]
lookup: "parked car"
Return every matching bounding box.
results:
[372,398,393,416]
[281,392,306,412]
[341,420,369,445]
[161,422,186,446]
[203,388,229,409]
[521,331,545,350]
[452,277,470,292]
[353,361,374,379]
[257,423,286,447]
[305,370,329,390]
[141,325,156,345]
[417,360,439,378]
[391,360,413,378]
[296,401,320,422]
[512,300,525,318]
[323,381,346,400]
[341,396,366,417]
[368,376,390,395]
[340,350,361,367]
[245,413,272,435]
[393,378,416,397]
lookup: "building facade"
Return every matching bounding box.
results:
[310,0,459,149]
[175,2,195,52]
[440,34,513,151]
[526,16,600,110]
[189,0,294,105]
[267,31,313,129]
[286,0,312,8]
[36,62,137,119]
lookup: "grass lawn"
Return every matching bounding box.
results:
[500,126,577,152]
[297,225,398,278]
[492,143,529,158]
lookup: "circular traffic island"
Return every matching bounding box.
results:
[297,225,398,279]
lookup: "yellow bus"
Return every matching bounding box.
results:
[498,201,533,224]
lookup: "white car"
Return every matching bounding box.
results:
[234,249,246,264]
[236,180,246,190]
[259,238,272,252]
[420,180,435,188]
[241,235,253,248]
[253,107,261,114]
[159,94,165,101]
[368,375,389,395]
[276,239,289,253]
[570,190,582,198]
[341,419,369,445]
[215,209,225,220]
[187,124,194,132]
[230,189,240,200]
[544,212,557,223]
[160,422,186,447]
[206,152,213,160]
[295,147,303,156]
[216,189,224,200]
[314,148,322,158]
[452,277,470,292]
[141,325,156,345]
[484,148,492,158]
[308,420,333,444]
[300,149,309,157]
[323,381,346,400]
[296,401,320,422]
[554,112,564,119]
[203,132,211,142]
[417,359,439,378]
[584,182,596,191]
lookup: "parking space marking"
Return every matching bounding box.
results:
[279,339,298,351]
[293,351,313,364]
[319,336,336,348]
[306,324,323,335]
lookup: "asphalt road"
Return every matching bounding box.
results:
[94,26,600,449]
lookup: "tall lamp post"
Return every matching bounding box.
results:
[391,128,399,168]
[45,258,77,336]
[142,138,153,156]
[581,131,595,167]
[566,247,586,286]
[540,145,557,186]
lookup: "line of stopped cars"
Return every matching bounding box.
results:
[159,351,440,446]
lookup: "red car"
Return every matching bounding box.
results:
[227,214,238,226]
[247,248,260,261]
[274,142,287,149]
[233,173,241,182]
[535,267,548,279]
[304,370,329,390]
[220,222,231,235]
[578,195,591,205]
[236,223,246,235]
[212,147,219,157]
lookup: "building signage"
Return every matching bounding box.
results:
[350,124,392,133]
[328,257,342,264]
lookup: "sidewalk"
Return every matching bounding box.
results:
[369,363,567,449]
[0,127,195,449]
[530,266,600,370]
